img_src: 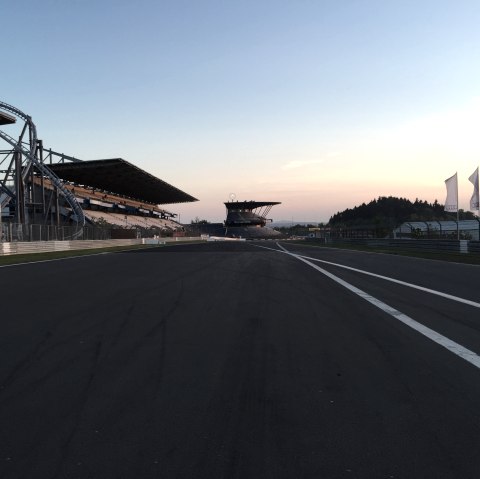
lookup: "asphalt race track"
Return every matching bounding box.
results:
[1,241,480,478]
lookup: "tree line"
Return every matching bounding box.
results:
[328,196,476,229]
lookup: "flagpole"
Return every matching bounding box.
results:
[456,172,459,240]
[457,211,459,240]
[470,166,480,240]
[444,172,460,238]
[477,167,480,241]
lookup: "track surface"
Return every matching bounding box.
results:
[1,241,480,478]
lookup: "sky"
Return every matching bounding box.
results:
[2,0,480,223]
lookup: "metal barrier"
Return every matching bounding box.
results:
[0,237,202,256]
[469,241,480,253]
[315,238,480,254]
[1,222,113,242]
[382,239,464,252]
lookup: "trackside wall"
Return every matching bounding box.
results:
[0,237,202,256]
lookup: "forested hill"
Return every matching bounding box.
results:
[328,196,475,227]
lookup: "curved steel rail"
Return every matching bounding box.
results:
[0,101,85,237]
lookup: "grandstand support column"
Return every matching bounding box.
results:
[37,140,46,218]
[30,149,36,225]
[14,150,25,224]
[54,186,60,226]
[15,121,29,226]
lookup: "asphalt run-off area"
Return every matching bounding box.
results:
[1,241,480,478]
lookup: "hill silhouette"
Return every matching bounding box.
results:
[328,196,475,230]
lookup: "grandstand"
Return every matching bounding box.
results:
[189,200,284,239]
[42,159,196,234]
[1,100,198,241]
[32,176,184,231]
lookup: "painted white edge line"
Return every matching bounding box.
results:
[292,253,480,369]
[0,251,111,268]
[296,254,480,309]
[0,245,159,269]
[261,242,480,310]
[257,242,480,369]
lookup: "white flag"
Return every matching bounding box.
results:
[444,173,458,212]
[469,167,479,210]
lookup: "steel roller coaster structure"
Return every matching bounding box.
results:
[0,101,85,238]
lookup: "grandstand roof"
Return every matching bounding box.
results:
[0,111,16,125]
[225,201,281,210]
[48,158,198,205]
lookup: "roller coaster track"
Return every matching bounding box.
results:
[0,101,85,237]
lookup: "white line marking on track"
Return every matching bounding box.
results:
[0,246,160,269]
[296,255,480,309]
[255,242,480,370]
[0,252,110,268]
[258,243,480,309]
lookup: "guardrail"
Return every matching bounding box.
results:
[309,238,480,254]
[0,237,202,256]
[469,241,480,253]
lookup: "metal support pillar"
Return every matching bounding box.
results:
[14,150,25,224]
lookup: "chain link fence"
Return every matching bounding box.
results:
[1,222,115,242]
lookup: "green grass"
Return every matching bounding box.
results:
[286,240,480,265]
[5,239,478,267]
[0,240,206,266]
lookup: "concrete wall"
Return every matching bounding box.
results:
[0,237,202,256]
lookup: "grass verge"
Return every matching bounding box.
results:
[0,240,206,266]
[287,241,480,265]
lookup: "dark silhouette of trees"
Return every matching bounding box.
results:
[328,196,475,229]
[190,217,210,225]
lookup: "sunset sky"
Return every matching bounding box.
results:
[3,0,480,223]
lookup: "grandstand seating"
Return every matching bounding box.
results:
[84,210,132,228]
[34,176,183,232]
[84,211,179,230]
[34,177,175,217]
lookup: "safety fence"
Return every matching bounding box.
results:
[308,238,480,254]
[0,221,191,242]
[0,237,202,256]
[469,241,480,253]
[1,222,117,242]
